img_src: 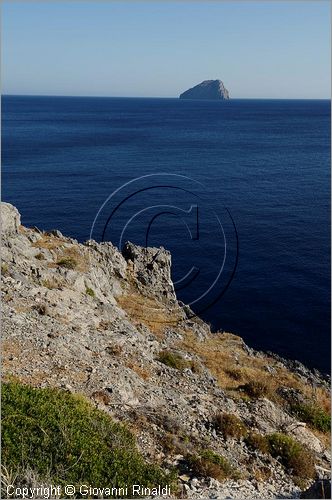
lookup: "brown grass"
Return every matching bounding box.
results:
[13,304,31,314]
[241,380,276,399]
[179,331,331,414]
[32,234,66,251]
[41,277,63,290]
[126,361,150,380]
[179,331,274,391]
[214,413,248,439]
[55,246,89,273]
[187,450,238,481]
[33,236,89,273]
[116,292,183,336]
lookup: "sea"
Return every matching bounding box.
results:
[2,95,330,373]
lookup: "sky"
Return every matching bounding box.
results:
[2,1,331,98]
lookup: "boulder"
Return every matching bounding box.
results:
[1,202,21,234]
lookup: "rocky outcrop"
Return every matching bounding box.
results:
[1,203,330,499]
[1,202,21,234]
[179,80,230,100]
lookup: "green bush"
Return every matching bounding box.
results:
[85,287,95,297]
[245,433,269,454]
[1,382,173,496]
[241,380,273,399]
[1,263,9,275]
[267,433,315,480]
[157,351,188,371]
[187,450,238,481]
[291,403,331,433]
[56,257,77,269]
[214,413,248,439]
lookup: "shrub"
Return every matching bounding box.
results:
[266,433,315,480]
[187,450,237,481]
[106,345,123,356]
[35,252,45,260]
[56,257,77,269]
[214,413,247,439]
[42,278,60,290]
[85,287,95,297]
[157,351,188,371]
[291,403,331,433]
[1,263,9,276]
[241,380,273,399]
[245,433,269,454]
[33,304,47,316]
[1,382,174,495]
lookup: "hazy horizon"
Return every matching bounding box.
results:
[2,1,330,99]
[3,94,331,100]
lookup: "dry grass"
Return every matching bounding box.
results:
[116,292,183,336]
[214,413,248,439]
[41,277,63,290]
[105,345,123,356]
[32,234,66,251]
[55,246,89,273]
[179,331,274,391]
[187,450,238,481]
[13,303,31,314]
[33,236,89,273]
[179,331,331,415]
[34,252,45,260]
[126,361,151,380]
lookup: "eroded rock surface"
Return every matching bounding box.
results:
[1,203,330,499]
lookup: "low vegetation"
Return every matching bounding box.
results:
[2,382,174,496]
[290,402,331,433]
[187,450,238,481]
[54,246,89,273]
[41,278,62,290]
[241,380,275,399]
[85,286,95,297]
[32,304,48,316]
[32,234,64,251]
[267,433,316,482]
[179,332,330,417]
[116,292,183,336]
[157,350,199,372]
[214,413,248,439]
[244,431,316,482]
[245,432,270,454]
[1,263,9,276]
[56,256,77,270]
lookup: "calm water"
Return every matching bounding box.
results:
[2,95,330,372]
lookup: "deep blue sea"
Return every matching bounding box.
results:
[2,95,330,373]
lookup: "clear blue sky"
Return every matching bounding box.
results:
[2,1,330,98]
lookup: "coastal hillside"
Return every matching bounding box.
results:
[1,202,330,499]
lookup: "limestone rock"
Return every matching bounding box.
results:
[1,202,21,234]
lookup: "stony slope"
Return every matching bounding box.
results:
[1,202,330,499]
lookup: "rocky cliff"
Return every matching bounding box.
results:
[1,202,330,498]
[179,80,230,100]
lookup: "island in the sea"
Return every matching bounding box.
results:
[179,79,230,100]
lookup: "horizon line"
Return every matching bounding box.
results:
[2,93,331,101]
